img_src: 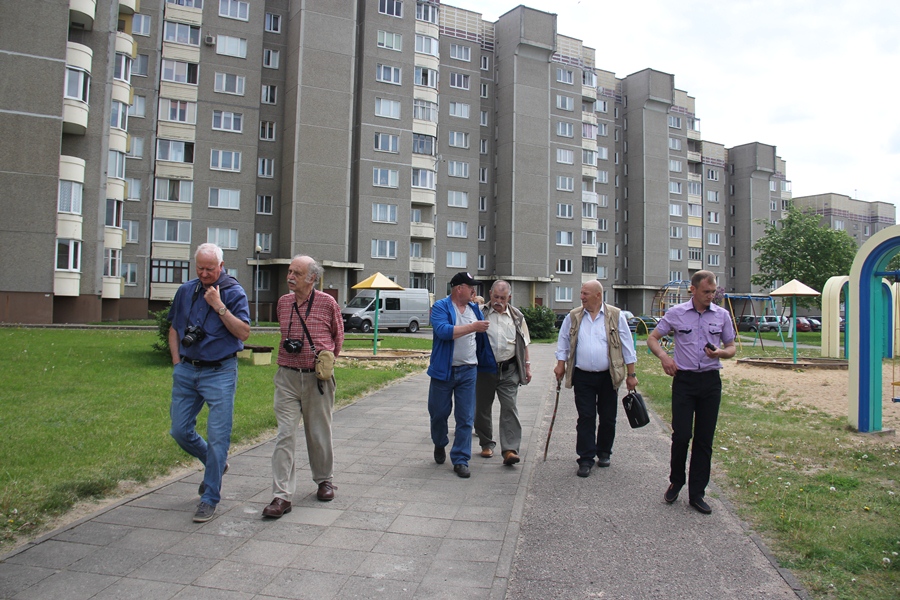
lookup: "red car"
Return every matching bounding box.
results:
[794,317,812,332]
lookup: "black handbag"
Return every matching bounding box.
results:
[622,390,650,428]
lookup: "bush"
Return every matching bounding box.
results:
[519,305,556,339]
[151,302,173,354]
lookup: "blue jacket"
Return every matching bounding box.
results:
[427,295,496,381]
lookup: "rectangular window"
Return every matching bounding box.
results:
[376,97,401,119]
[215,72,245,95]
[478,255,486,271]
[155,141,194,165]
[375,132,400,153]
[412,133,435,155]
[123,263,137,285]
[477,225,487,241]
[103,249,121,277]
[557,259,573,274]
[411,168,435,189]
[56,239,82,271]
[161,59,198,84]
[129,95,146,117]
[582,123,598,139]
[448,131,469,148]
[669,159,683,173]
[580,230,596,246]
[259,121,276,141]
[152,219,191,243]
[670,226,683,239]
[265,12,282,32]
[133,54,148,77]
[478,168,488,183]
[598,171,610,184]
[555,287,573,302]
[410,242,422,258]
[597,147,609,160]
[688,181,702,196]
[210,149,241,171]
[708,211,720,224]
[133,14,151,36]
[376,64,402,84]
[688,226,702,239]
[208,227,238,249]
[114,53,132,83]
[670,203,682,216]
[371,239,398,258]
[556,68,574,84]
[258,158,274,178]
[446,251,467,268]
[670,248,682,261]
[598,122,608,136]
[557,176,574,192]
[219,0,249,21]
[447,161,469,178]
[597,265,608,279]
[415,34,439,56]
[449,44,471,61]
[209,188,241,210]
[582,202,597,219]
[480,139,488,154]
[449,72,469,90]
[255,233,272,253]
[598,242,608,255]
[556,231,574,246]
[557,122,574,138]
[669,181,682,194]
[557,148,574,164]
[159,98,197,123]
[413,99,438,122]
[261,85,277,104]
[688,204,702,217]
[373,168,399,188]
[151,259,189,284]
[481,55,489,70]
[378,30,403,51]
[155,178,193,203]
[708,169,720,181]
[557,203,573,219]
[448,102,470,118]
[596,100,608,113]
[164,21,199,45]
[448,191,468,208]
[58,180,83,214]
[597,218,608,231]
[670,270,683,281]
[257,194,273,214]
[263,49,280,69]
[668,115,682,129]
[379,0,403,17]
[668,137,682,150]
[105,198,123,227]
[126,177,141,201]
[372,203,397,223]
[689,247,703,261]
[480,110,488,126]
[212,110,242,132]
[415,66,438,88]
[447,221,468,238]
[479,196,487,212]
[480,83,488,98]
[708,254,720,266]
[582,150,597,166]
[416,2,438,23]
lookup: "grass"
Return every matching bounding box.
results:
[0,328,425,551]
[637,346,900,600]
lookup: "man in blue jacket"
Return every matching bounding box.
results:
[427,272,494,478]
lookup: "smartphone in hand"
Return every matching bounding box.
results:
[705,342,716,351]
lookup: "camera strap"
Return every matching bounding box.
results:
[188,282,213,329]
[291,291,325,394]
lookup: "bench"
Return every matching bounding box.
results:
[238,344,274,365]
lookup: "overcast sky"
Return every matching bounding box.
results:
[464,0,900,208]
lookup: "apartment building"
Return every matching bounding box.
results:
[791,193,895,246]
[0,0,799,323]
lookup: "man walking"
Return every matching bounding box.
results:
[648,270,735,514]
[428,272,493,478]
[262,256,344,518]
[475,280,532,466]
[168,243,250,522]
[553,280,637,478]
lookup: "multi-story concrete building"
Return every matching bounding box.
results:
[0,1,803,323]
[791,193,895,247]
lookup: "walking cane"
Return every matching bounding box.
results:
[543,379,562,461]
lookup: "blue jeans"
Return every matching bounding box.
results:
[170,357,237,506]
[428,364,477,465]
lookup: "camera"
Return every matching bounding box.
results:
[282,338,304,354]
[182,325,206,348]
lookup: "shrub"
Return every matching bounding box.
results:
[519,305,556,339]
[151,302,173,354]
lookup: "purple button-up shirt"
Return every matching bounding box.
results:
[655,299,735,372]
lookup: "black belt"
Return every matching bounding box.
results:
[180,353,236,367]
[498,357,517,370]
[284,366,316,373]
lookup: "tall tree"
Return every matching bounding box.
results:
[751,207,858,307]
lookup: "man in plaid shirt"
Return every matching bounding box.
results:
[262,255,344,518]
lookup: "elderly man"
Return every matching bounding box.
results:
[428,272,493,478]
[648,270,735,514]
[554,280,637,478]
[168,243,250,522]
[262,256,344,518]
[474,280,532,466]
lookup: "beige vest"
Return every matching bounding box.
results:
[563,304,627,390]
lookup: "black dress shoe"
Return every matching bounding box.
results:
[453,464,471,478]
[596,453,611,468]
[576,463,592,478]
[664,483,681,504]
[434,445,446,464]
[689,497,712,514]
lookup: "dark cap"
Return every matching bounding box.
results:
[449,272,477,287]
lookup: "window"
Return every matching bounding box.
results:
[58,180,83,214]
[416,2,438,23]
[557,176,574,192]
[581,230,597,246]
[373,168,399,188]
[159,98,197,123]
[597,147,609,160]
[670,203,683,217]
[477,225,487,241]
[133,54,148,77]
[161,59,198,84]
[557,203,573,218]
[669,159,683,173]
[557,122,574,138]
[126,177,141,201]
[596,99,608,113]
[259,121,276,141]
[155,178,193,203]
[770,200,777,211]
[374,132,399,153]
[582,202,597,219]
[556,68,573,84]
[556,231,574,246]
[708,211,720,224]
[265,12,282,33]
[669,181,682,194]
[708,169,720,181]
[257,194,273,214]
[669,271,683,281]
[481,55,489,70]
[598,122,608,136]
[210,149,240,171]
[669,248,682,261]
[208,227,238,249]
[369,239,396,259]
[261,85,277,104]
[668,115,682,129]
[378,30,403,51]
[263,49,280,69]
[152,219,191,243]
[479,196,487,212]
[133,14,151,35]
[597,170,609,184]
[480,110,488,126]
[598,218,608,231]
[129,95,146,117]
[410,242,422,257]
[219,0,249,21]
[708,254,720,267]
[480,83,489,98]
[448,191,468,208]
[448,131,469,148]
[598,242,608,255]
[164,21,199,45]
[215,72,245,95]
[555,287,573,302]
[254,233,272,254]
[209,188,240,209]
[688,247,703,262]
[597,265,608,279]
[668,137,682,151]
[413,99,438,122]
[449,72,469,90]
[478,168,488,183]
[103,249,121,277]
[410,209,422,223]
[598,194,609,207]
[412,133,435,155]
[557,259,573,274]
[212,110,242,132]
[123,263,137,285]
[376,98,401,119]
[151,259,190,284]
[376,64,402,84]
[582,123,598,139]
[448,102,470,118]
[113,53,132,83]
[56,239,81,271]
[477,255,486,271]
[670,226,683,239]
[108,150,127,178]
[446,251,467,268]
[688,204,702,217]
[447,161,469,178]
[557,148,574,164]
[686,181,701,196]
[449,44,470,61]
[127,137,143,158]
[688,226,702,239]
[414,66,438,88]
[834,219,845,231]
[582,150,597,166]
[65,67,91,102]
[372,203,397,223]
[411,168,435,189]
[415,35,439,56]
[447,221,468,238]
[379,0,402,17]
[480,139,488,154]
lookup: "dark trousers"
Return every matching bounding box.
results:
[572,368,618,465]
[670,370,722,500]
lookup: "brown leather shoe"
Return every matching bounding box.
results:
[262,497,291,518]
[317,480,336,501]
[502,450,520,466]
[480,447,493,458]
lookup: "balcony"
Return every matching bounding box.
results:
[582,85,597,101]
[102,276,123,299]
[69,0,96,29]
[104,226,125,250]
[687,150,701,163]
[409,256,435,273]
[687,128,701,141]
[688,172,701,182]
[582,164,597,179]
[410,222,435,239]
[118,0,137,15]
[410,188,436,206]
[54,272,81,297]
[582,190,598,204]
[115,30,135,58]
[164,1,202,25]
[582,112,597,125]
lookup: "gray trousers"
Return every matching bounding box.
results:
[474,364,522,453]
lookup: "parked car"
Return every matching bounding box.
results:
[629,315,658,334]
[794,317,812,332]
[737,315,785,332]
[807,317,821,332]
[342,288,431,333]
[555,313,567,329]
[737,315,763,332]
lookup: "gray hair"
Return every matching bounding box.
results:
[195,243,223,263]
[490,280,511,295]
[292,254,323,284]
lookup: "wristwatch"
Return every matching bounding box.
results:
[217,305,227,316]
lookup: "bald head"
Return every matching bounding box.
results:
[580,280,604,314]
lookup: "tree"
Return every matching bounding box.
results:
[751,207,858,308]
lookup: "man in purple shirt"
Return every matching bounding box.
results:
[647,271,735,514]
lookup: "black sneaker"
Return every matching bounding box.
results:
[596,453,611,468]
[576,463,592,478]
[199,462,229,496]
[453,464,471,478]
[689,497,712,514]
[434,445,446,465]
[192,501,216,523]
[664,483,681,504]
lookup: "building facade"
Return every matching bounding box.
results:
[791,193,895,247]
[1,0,804,323]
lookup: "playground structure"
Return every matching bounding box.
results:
[650,280,691,317]
[722,293,785,351]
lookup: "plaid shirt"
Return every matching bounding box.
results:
[276,290,344,369]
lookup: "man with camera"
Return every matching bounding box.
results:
[168,243,251,523]
[262,255,343,518]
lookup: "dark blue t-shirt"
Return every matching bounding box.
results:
[167,272,250,361]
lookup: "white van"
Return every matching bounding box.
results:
[342,288,431,333]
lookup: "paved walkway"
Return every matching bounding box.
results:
[0,344,804,599]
